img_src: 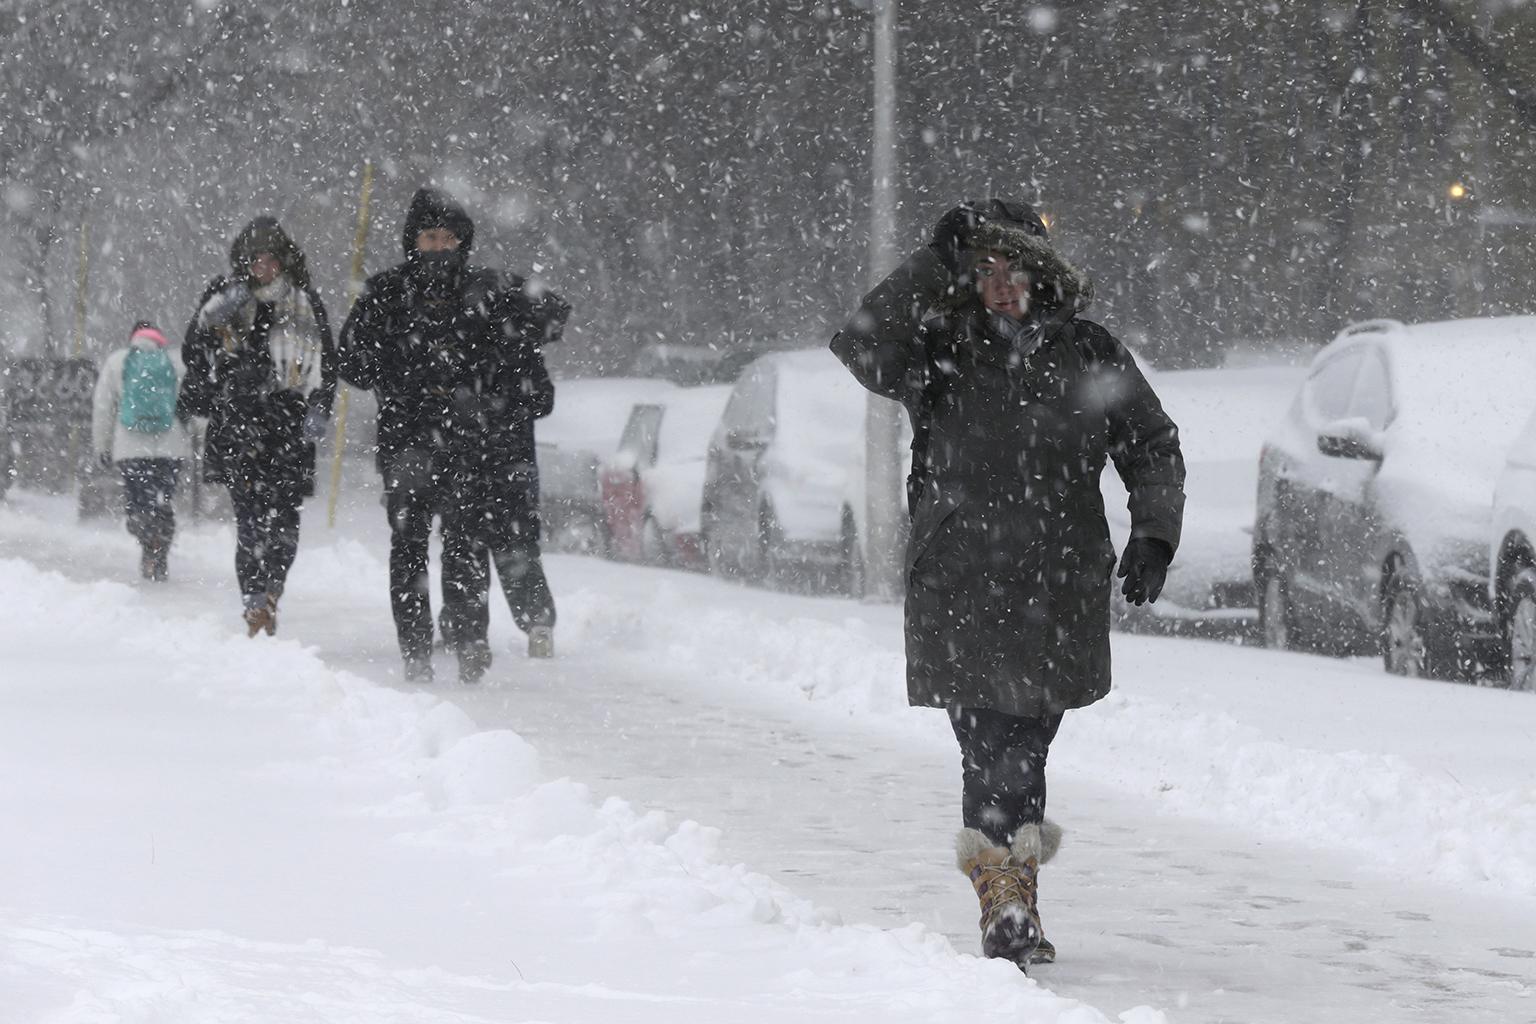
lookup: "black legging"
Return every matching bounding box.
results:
[950,706,1063,846]
[120,458,181,551]
[228,474,303,603]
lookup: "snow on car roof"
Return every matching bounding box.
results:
[1378,317,1536,453]
[656,384,732,464]
[763,348,867,471]
[1339,317,1536,551]
[540,377,679,455]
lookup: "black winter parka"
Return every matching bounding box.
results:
[831,229,1185,717]
[179,275,337,496]
[338,260,564,545]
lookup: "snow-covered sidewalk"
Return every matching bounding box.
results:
[0,554,1155,1024]
[3,488,1535,1022]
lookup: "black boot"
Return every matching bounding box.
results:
[457,641,491,684]
[403,652,434,684]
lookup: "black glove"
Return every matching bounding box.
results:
[1117,537,1172,606]
[97,452,112,470]
[199,281,253,329]
[930,202,985,276]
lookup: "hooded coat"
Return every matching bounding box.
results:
[178,217,337,494]
[338,188,567,544]
[92,328,191,464]
[830,212,1185,717]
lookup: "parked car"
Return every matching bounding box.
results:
[537,377,677,554]
[700,348,875,594]
[1252,316,1536,678]
[1486,406,1536,691]
[599,385,732,567]
[630,343,764,386]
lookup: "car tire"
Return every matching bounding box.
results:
[1257,564,1298,650]
[550,510,608,558]
[703,527,732,578]
[1381,564,1451,678]
[1501,568,1536,692]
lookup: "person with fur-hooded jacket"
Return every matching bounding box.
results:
[830,199,1185,971]
[179,216,337,638]
[338,187,567,685]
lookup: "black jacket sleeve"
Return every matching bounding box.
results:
[306,285,339,418]
[1076,320,1186,556]
[498,279,557,420]
[177,277,225,421]
[829,246,954,406]
[336,272,391,391]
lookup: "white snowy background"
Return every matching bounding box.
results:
[3,366,1534,1024]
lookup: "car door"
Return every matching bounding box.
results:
[602,403,664,559]
[1285,347,1365,609]
[1317,344,1393,626]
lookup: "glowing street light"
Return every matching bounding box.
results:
[1448,181,1470,200]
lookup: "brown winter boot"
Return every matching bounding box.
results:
[956,821,1062,968]
[242,594,277,638]
[243,602,269,638]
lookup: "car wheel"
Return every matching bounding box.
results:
[640,515,670,568]
[704,527,733,577]
[551,510,607,557]
[1382,566,1446,678]
[840,512,865,599]
[1258,565,1296,650]
[758,502,784,586]
[1503,568,1536,692]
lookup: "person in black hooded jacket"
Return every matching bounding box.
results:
[179,217,337,637]
[338,187,567,684]
[831,199,1184,971]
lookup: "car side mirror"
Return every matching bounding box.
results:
[1317,418,1383,461]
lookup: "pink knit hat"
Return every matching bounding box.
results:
[129,323,169,348]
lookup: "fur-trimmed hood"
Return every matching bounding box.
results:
[969,220,1094,319]
[402,187,475,257]
[229,216,310,290]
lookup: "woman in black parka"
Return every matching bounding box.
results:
[831,200,1184,970]
[179,217,336,638]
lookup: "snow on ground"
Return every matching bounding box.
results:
[0,508,1161,1022]
[3,484,1535,1023]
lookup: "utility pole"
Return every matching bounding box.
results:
[863,0,904,601]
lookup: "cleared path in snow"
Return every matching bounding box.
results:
[4,488,1533,1024]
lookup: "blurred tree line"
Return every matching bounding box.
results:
[1,0,1533,373]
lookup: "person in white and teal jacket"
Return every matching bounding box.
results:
[91,321,191,580]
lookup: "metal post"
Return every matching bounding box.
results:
[65,213,90,490]
[863,0,904,601]
[327,160,375,528]
[71,216,89,357]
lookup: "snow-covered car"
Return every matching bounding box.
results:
[599,385,733,568]
[536,377,678,554]
[1106,360,1306,619]
[1252,316,1536,678]
[1486,406,1536,691]
[699,349,874,594]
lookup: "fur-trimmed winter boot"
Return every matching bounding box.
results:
[956,820,1061,967]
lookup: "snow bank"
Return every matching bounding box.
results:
[555,569,1536,900]
[0,556,1157,1023]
